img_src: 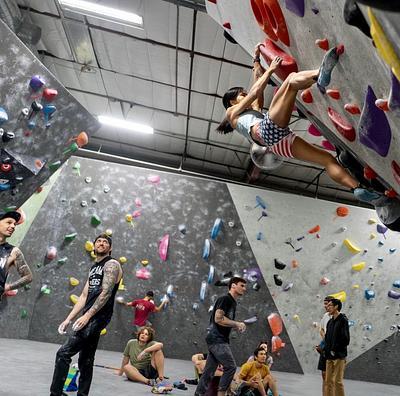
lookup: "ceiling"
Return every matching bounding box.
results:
[8,0,365,205]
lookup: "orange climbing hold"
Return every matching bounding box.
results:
[327,89,341,100]
[375,99,389,111]
[301,88,313,103]
[315,38,329,51]
[364,166,377,180]
[327,107,356,142]
[260,39,298,81]
[308,225,320,234]
[344,103,361,115]
[336,206,349,217]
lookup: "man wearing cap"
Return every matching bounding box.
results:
[124,290,168,334]
[0,210,33,301]
[49,233,122,396]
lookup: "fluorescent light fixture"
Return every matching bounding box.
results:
[58,0,143,28]
[99,115,154,134]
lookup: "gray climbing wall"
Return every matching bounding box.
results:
[0,156,302,374]
[0,19,98,209]
[206,0,400,195]
[229,184,400,382]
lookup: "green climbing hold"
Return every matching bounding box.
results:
[58,257,68,265]
[63,142,79,156]
[40,285,51,295]
[91,215,101,226]
[4,206,17,212]
[20,309,28,319]
[72,162,81,176]
[36,263,42,268]
[64,232,77,242]
[24,284,31,291]
[49,160,61,171]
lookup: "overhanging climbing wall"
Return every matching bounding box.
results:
[206,0,400,196]
[0,19,98,209]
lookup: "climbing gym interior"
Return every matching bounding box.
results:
[1,1,400,395]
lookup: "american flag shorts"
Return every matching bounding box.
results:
[254,112,297,158]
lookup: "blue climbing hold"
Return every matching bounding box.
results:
[210,218,223,240]
[364,289,375,300]
[393,280,400,288]
[255,195,267,209]
[0,107,8,126]
[207,265,215,284]
[202,239,211,261]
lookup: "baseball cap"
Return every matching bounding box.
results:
[0,210,21,223]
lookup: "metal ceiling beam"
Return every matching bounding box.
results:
[159,0,206,12]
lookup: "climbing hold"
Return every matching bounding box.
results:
[43,104,57,127]
[62,143,79,156]
[348,320,355,327]
[159,234,169,261]
[42,88,58,102]
[321,140,336,151]
[118,278,126,291]
[90,215,101,226]
[268,313,283,336]
[392,161,400,185]
[330,291,347,302]
[259,39,298,81]
[274,259,286,270]
[222,22,231,29]
[116,296,125,304]
[364,166,377,180]
[385,189,397,198]
[359,86,392,157]
[283,282,293,291]
[253,282,261,291]
[48,160,61,171]
[368,218,377,224]
[166,284,174,298]
[90,251,97,259]
[327,107,356,141]
[311,4,319,14]
[40,285,51,295]
[202,239,210,261]
[210,218,223,240]
[308,225,320,234]
[308,124,322,136]
[199,281,207,302]
[340,226,347,232]
[136,268,151,280]
[257,210,268,221]
[375,99,389,112]
[228,221,235,228]
[378,241,384,246]
[80,201,87,208]
[255,195,267,209]
[343,238,361,254]
[364,289,375,300]
[352,261,366,271]
[317,46,344,93]
[363,324,372,331]
[72,162,81,176]
[192,302,199,311]
[293,314,300,322]
[64,232,78,242]
[0,107,8,125]
[236,240,242,247]
[284,0,304,17]
[273,274,283,286]
[58,257,68,265]
[352,284,360,289]
[134,197,142,207]
[393,280,400,288]
[336,206,349,217]
[344,103,361,115]
[388,71,400,113]
[178,224,186,234]
[368,8,400,81]
[46,246,57,260]
[85,176,92,183]
[271,335,285,352]
[377,224,388,238]
[141,259,149,266]
[132,210,141,219]
[378,257,384,262]
[301,89,313,103]
[119,257,127,264]
[320,277,330,285]
[29,75,45,91]
[315,38,329,51]
[100,329,107,336]
[327,89,341,100]
[147,175,160,184]
[103,185,110,193]
[69,277,79,287]
[125,214,132,222]
[105,229,112,236]
[343,0,372,38]
[84,241,94,252]
[208,265,215,284]
[388,290,400,299]
[20,309,28,319]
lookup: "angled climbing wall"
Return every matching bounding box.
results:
[206,0,400,196]
[0,19,98,210]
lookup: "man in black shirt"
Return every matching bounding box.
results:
[49,234,122,396]
[195,276,247,396]
[324,298,350,396]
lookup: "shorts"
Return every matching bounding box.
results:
[318,354,327,371]
[254,113,297,158]
[139,363,158,379]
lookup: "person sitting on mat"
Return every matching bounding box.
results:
[216,43,380,204]
[247,341,273,369]
[185,352,224,385]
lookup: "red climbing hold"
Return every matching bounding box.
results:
[0,163,12,172]
[308,225,320,234]
[344,103,361,114]
[363,166,377,180]
[385,188,397,198]
[392,161,400,185]
[260,39,298,81]
[301,88,313,103]
[375,99,389,111]
[315,38,329,51]
[327,107,356,142]
[321,140,336,151]
[327,89,341,100]
[308,124,322,136]
[223,22,231,29]
[207,0,217,3]
[336,44,345,55]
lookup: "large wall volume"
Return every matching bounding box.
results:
[206,0,400,195]
[0,156,302,374]
[0,19,98,209]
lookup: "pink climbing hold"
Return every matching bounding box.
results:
[392,161,400,185]
[315,38,329,51]
[159,234,170,261]
[207,0,217,3]
[46,246,57,260]
[136,268,151,280]
[301,89,313,103]
[321,140,336,151]
[327,107,356,142]
[327,89,341,100]
[132,210,141,218]
[344,103,361,115]
[147,175,160,184]
[375,99,389,112]
[135,197,142,207]
[222,22,231,29]
[308,124,322,136]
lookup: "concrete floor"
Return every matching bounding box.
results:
[1,338,399,396]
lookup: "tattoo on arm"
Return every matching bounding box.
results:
[8,248,33,291]
[87,260,120,318]
[215,308,238,328]
[215,309,225,323]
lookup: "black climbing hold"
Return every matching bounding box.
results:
[343,0,372,38]
[274,259,286,270]
[274,274,283,286]
[223,30,237,44]
[1,131,15,142]
[253,282,261,291]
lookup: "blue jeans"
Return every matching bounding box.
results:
[195,343,236,394]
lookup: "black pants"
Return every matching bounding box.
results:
[50,320,104,396]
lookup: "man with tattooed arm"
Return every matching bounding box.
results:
[49,233,122,396]
[0,210,33,302]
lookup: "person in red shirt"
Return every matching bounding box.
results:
[125,291,168,334]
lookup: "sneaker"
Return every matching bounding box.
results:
[151,383,173,394]
[148,378,157,386]
[353,187,382,204]
[184,378,199,385]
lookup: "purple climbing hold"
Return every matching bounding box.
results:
[377,224,388,238]
[29,75,45,91]
[359,86,392,157]
[388,290,400,299]
[285,0,305,17]
[388,71,400,113]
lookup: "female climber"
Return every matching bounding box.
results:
[217,43,379,202]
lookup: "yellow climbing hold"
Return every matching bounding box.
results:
[100,328,107,336]
[105,229,113,236]
[141,260,149,266]
[85,241,94,252]
[70,294,79,304]
[352,284,360,289]
[368,218,377,224]
[370,233,376,239]
[352,262,366,272]
[126,214,132,222]
[330,291,347,302]
[368,8,400,81]
[343,239,361,254]
[69,277,80,287]
[118,278,126,291]
[119,257,127,264]
[90,251,97,259]
[293,314,300,322]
